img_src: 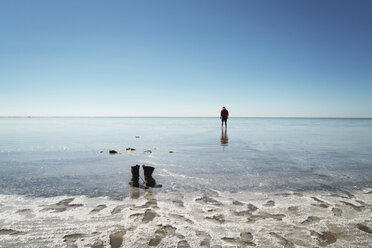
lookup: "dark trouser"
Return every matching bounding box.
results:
[221,116,227,124]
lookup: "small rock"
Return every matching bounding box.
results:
[0,229,24,235]
[177,240,191,248]
[63,233,85,242]
[240,232,253,242]
[234,210,252,216]
[111,205,126,214]
[135,136,140,138]
[195,196,223,206]
[90,205,107,214]
[311,231,337,246]
[169,214,194,224]
[16,209,32,214]
[247,203,258,212]
[126,148,136,151]
[129,213,143,218]
[144,150,152,155]
[91,240,105,248]
[312,203,329,208]
[99,151,104,153]
[206,214,225,223]
[232,200,245,206]
[221,237,239,245]
[357,223,372,234]
[264,200,275,207]
[340,201,365,211]
[41,198,83,213]
[169,151,175,153]
[176,234,186,239]
[109,150,118,154]
[247,212,285,222]
[301,216,321,225]
[149,236,162,246]
[172,200,184,207]
[288,206,298,212]
[312,197,327,203]
[270,232,295,248]
[200,239,210,247]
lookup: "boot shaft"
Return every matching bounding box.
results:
[129,165,140,187]
[131,164,140,177]
[142,165,156,187]
[142,165,154,178]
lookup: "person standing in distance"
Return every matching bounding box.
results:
[220,106,229,127]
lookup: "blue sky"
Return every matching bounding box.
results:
[1,0,371,117]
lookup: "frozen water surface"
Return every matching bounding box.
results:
[0,117,372,199]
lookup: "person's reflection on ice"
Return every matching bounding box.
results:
[220,126,228,149]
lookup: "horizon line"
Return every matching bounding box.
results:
[1,116,372,119]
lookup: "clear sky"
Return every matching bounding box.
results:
[1,0,371,117]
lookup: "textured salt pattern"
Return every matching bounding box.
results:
[1,188,372,247]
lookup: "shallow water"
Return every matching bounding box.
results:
[0,117,372,199]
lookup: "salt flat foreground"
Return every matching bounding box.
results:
[1,187,372,247]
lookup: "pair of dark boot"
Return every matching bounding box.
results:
[129,165,156,188]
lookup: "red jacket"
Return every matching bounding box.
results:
[221,108,229,117]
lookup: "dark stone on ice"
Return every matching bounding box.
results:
[195,196,222,206]
[205,214,225,223]
[0,229,24,235]
[310,230,337,246]
[264,200,275,207]
[357,223,372,234]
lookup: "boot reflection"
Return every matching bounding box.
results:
[144,187,158,209]
[144,187,154,201]
[130,186,140,199]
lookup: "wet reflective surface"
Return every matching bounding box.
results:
[1,117,372,199]
[220,126,228,148]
